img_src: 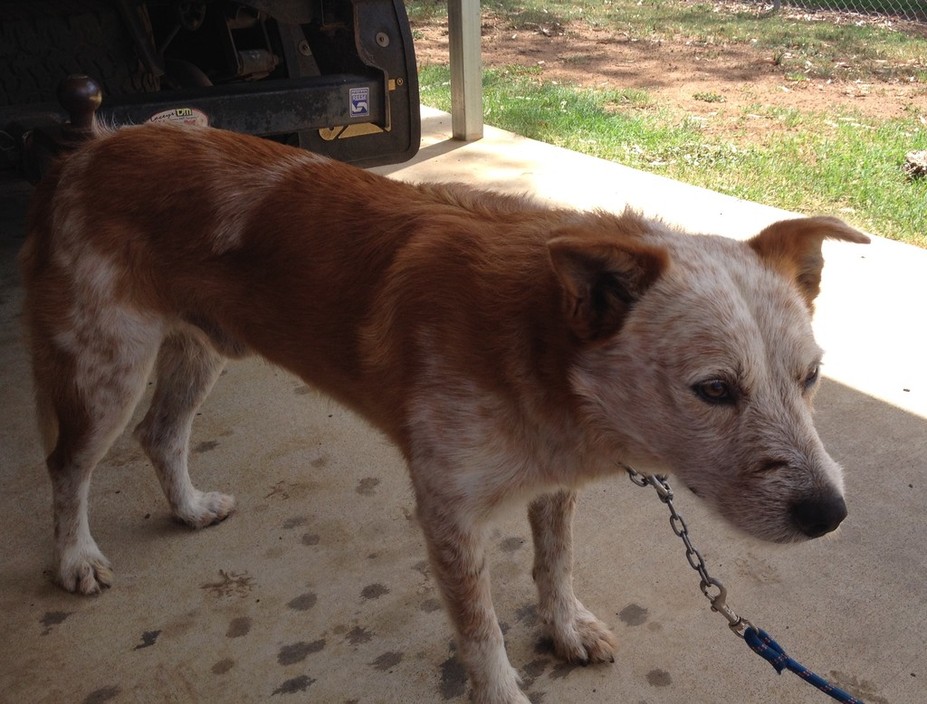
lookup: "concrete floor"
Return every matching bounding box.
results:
[1,107,924,704]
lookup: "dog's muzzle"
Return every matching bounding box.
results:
[789,493,848,538]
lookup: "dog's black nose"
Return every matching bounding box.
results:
[790,494,848,538]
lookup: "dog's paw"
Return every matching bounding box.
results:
[472,684,532,704]
[550,603,618,665]
[58,550,113,595]
[175,490,236,528]
[465,641,531,704]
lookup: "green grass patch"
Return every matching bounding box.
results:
[406,0,449,23]
[693,91,726,102]
[418,65,927,246]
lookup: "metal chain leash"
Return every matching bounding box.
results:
[624,465,753,637]
[623,464,867,704]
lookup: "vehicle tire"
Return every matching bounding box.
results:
[0,0,159,106]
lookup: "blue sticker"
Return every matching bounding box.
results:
[350,87,370,118]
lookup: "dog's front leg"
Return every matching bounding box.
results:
[418,498,530,704]
[528,490,618,664]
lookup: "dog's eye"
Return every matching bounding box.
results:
[803,364,820,391]
[693,379,737,405]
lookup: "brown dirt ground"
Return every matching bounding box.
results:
[410,8,927,143]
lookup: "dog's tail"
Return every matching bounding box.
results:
[18,284,61,460]
[18,276,61,456]
[88,113,118,139]
[18,166,66,458]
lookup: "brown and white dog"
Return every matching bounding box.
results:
[20,124,867,704]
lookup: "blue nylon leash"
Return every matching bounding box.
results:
[743,626,865,704]
[624,467,868,704]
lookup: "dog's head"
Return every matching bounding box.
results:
[551,214,869,542]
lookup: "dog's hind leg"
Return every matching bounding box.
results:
[528,490,618,664]
[33,311,163,594]
[134,330,235,528]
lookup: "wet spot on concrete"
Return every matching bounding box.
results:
[287,592,317,611]
[523,658,549,679]
[264,545,285,560]
[371,651,403,671]
[282,516,307,529]
[618,603,649,627]
[528,693,547,704]
[515,604,539,628]
[829,671,889,704]
[226,617,252,638]
[194,440,219,454]
[549,662,580,680]
[521,657,550,689]
[499,621,510,636]
[412,560,430,576]
[500,536,524,552]
[277,639,326,665]
[161,612,197,640]
[347,626,373,644]
[201,570,253,598]
[534,637,555,656]
[734,553,782,587]
[265,480,311,501]
[356,477,380,496]
[211,658,235,675]
[439,656,468,700]
[133,630,161,650]
[361,583,389,600]
[646,669,672,687]
[301,533,320,546]
[40,610,72,634]
[82,686,120,704]
[420,598,442,613]
[272,675,315,695]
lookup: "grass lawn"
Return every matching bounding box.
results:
[409,0,927,247]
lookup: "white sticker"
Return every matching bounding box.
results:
[349,87,370,118]
[148,107,209,127]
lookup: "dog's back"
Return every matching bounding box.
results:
[22,124,663,443]
[27,129,502,422]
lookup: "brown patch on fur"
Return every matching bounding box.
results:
[548,233,668,342]
[748,217,870,310]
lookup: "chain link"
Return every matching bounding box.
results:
[623,465,753,638]
[760,0,925,23]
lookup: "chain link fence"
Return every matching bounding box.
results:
[767,0,926,22]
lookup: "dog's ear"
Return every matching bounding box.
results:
[748,216,869,310]
[548,236,668,341]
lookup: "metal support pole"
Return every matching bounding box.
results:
[447,0,483,141]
